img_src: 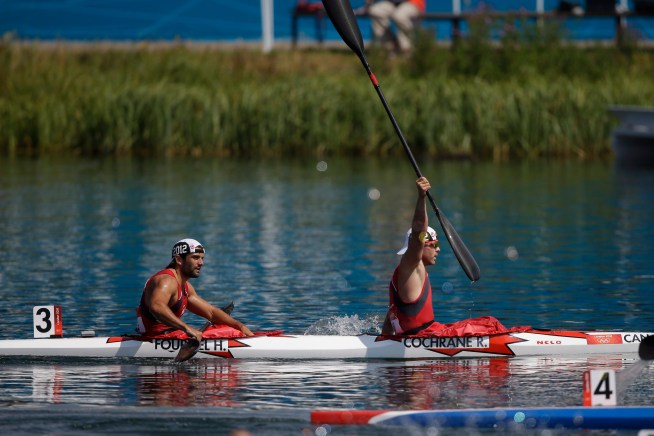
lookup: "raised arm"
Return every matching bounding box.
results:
[395,177,432,302]
[399,176,431,269]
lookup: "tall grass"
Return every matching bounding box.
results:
[1,32,654,159]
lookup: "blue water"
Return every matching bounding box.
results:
[0,157,653,434]
[1,0,653,43]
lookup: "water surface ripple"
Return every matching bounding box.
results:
[1,157,653,434]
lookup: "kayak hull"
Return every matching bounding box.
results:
[0,330,651,359]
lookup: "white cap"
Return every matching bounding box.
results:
[397,226,438,255]
[172,238,205,258]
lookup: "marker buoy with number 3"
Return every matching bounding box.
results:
[33,306,63,338]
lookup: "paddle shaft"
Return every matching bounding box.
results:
[363,61,480,281]
[321,0,480,281]
[363,65,440,213]
[358,59,480,281]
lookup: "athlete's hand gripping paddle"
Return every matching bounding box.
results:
[174,301,235,363]
[174,322,210,363]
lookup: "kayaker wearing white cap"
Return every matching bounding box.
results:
[382,177,440,335]
[136,238,253,341]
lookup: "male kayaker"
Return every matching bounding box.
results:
[382,176,440,335]
[136,238,253,340]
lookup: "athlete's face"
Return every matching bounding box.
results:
[422,239,440,265]
[181,253,204,278]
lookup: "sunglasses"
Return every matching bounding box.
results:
[425,240,439,249]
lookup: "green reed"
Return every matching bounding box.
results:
[1,35,654,159]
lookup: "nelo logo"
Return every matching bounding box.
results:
[537,340,562,345]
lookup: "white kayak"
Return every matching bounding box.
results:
[0,330,651,360]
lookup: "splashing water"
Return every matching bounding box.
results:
[303,314,383,335]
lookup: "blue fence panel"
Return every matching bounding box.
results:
[0,0,652,43]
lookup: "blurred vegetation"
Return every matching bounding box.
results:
[1,21,654,160]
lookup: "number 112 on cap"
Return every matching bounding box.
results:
[583,369,616,406]
[33,306,63,338]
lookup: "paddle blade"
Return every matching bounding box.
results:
[174,338,200,363]
[435,207,481,282]
[174,321,212,362]
[221,300,234,315]
[639,335,654,360]
[322,0,365,59]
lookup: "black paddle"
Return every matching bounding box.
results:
[174,301,234,362]
[174,337,201,363]
[321,0,480,282]
[174,322,210,363]
[639,334,654,360]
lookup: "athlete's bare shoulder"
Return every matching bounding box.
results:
[147,270,178,294]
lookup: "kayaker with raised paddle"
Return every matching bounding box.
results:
[382,177,439,336]
[136,238,253,342]
[381,178,515,337]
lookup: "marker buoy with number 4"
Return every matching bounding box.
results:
[33,306,63,338]
[583,369,617,406]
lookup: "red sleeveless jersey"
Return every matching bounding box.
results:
[136,269,189,336]
[388,266,434,334]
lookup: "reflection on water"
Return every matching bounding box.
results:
[1,355,650,410]
[136,363,240,407]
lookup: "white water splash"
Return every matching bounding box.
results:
[617,360,650,399]
[303,314,383,335]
